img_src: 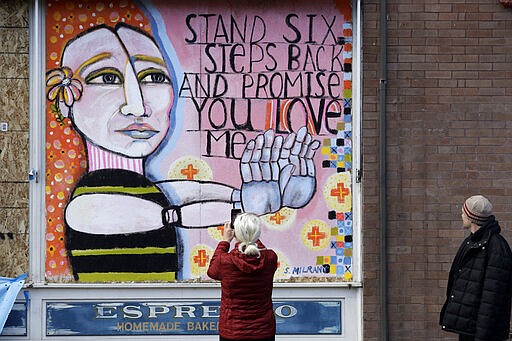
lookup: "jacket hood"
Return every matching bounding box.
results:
[471,215,500,243]
[230,240,269,274]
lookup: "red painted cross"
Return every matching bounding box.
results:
[181,164,199,180]
[307,226,326,247]
[193,249,209,267]
[270,212,285,225]
[330,182,350,203]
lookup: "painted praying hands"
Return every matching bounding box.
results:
[240,126,321,215]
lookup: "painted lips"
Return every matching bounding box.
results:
[117,123,158,139]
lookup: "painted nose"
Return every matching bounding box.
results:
[121,63,145,117]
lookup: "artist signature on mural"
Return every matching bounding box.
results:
[284,264,331,275]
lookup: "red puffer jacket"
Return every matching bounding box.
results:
[207,240,278,340]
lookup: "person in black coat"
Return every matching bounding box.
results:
[440,195,512,341]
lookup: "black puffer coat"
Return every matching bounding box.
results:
[440,216,512,341]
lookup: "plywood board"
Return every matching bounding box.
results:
[0,27,28,53]
[0,1,28,28]
[0,132,29,181]
[0,231,28,277]
[0,54,28,79]
[0,0,30,280]
[0,183,29,208]
[0,78,29,130]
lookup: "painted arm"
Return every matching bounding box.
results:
[155,180,238,228]
[155,180,236,206]
[155,126,320,224]
[65,189,232,232]
[65,193,179,234]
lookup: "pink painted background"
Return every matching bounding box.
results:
[45,0,354,282]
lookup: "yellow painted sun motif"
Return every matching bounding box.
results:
[261,207,296,230]
[301,219,330,251]
[168,156,213,181]
[190,244,214,277]
[323,171,352,212]
[207,224,225,242]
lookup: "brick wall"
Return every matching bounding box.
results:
[362,0,512,340]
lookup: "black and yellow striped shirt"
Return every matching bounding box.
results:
[65,169,180,282]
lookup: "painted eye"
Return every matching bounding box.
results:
[85,69,123,85]
[87,73,122,84]
[100,73,120,84]
[139,69,170,84]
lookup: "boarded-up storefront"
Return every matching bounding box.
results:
[7,0,362,339]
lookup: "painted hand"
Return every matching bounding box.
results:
[278,126,320,208]
[240,127,320,215]
[240,129,283,215]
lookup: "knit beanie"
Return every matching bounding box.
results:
[463,195,493,225]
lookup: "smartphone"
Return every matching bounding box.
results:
[230,209,242,229]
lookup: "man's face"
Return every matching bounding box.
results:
[461,209,472,229]
[61,27,174,158]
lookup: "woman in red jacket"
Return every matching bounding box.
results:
[207,213,278,341]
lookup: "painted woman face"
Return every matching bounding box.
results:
[60,26,174,158]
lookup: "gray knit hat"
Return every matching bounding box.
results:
[463,195,493,225]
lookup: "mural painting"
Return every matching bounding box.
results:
[44,0,354,283]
